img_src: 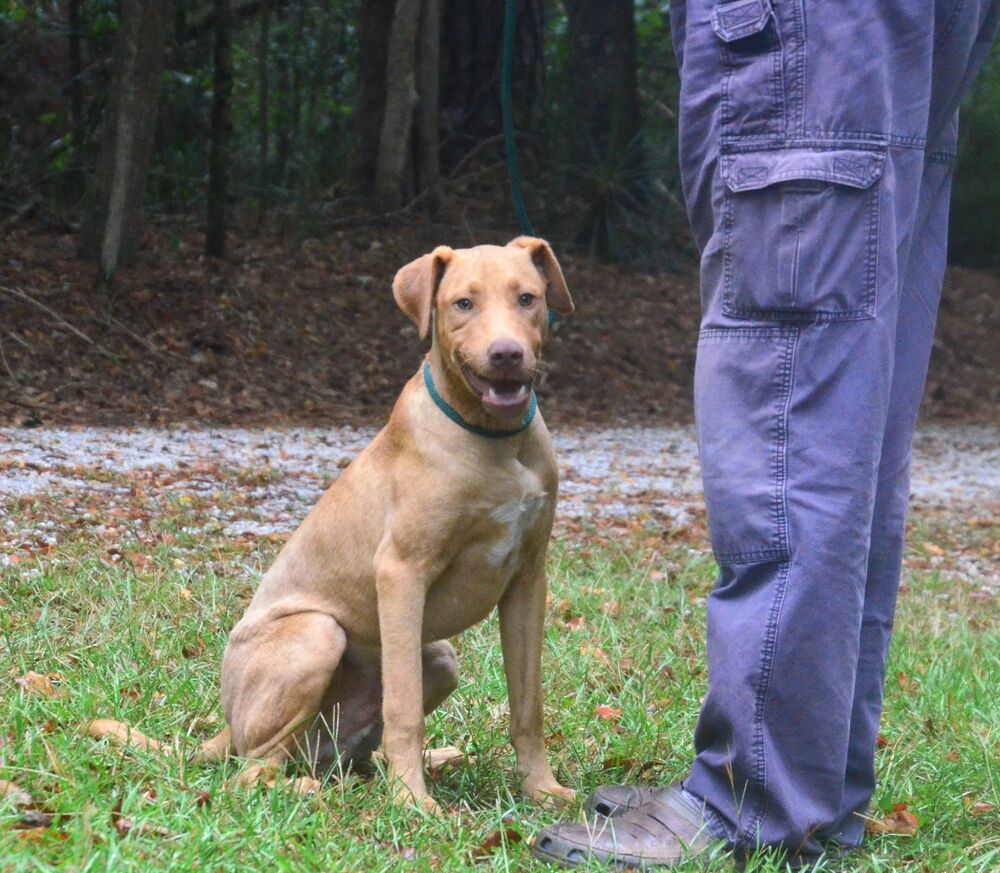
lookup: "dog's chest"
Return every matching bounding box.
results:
[424,473,550,639]
[486,491,547,569]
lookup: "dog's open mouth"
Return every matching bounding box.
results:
[461,364,533,416]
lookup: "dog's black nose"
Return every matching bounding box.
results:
[488,340,524,370]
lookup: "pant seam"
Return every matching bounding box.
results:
[935,0,968,48]
[788,0,807,138]
[746,327,799,841]
[772,329,798,558]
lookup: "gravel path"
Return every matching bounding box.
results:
[2,423,997,587]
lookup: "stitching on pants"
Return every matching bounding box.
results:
[745,328,799,841]
[722,131,924,149]
[864,160,881,315]
[723,137,888,153]
[926,150,957,165]
[787,0,807,137]
[770,14,787,134]
[935,0,967,48]
[700,326,794,340]
[771,330,797,561]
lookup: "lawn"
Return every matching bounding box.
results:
[2,499,998,872]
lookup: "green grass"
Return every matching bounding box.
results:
[2,517,998,871]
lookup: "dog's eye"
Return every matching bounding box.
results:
[518,293,536,307]
[454,298,474,311]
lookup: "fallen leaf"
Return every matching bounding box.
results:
[17,809,57,829]
[876,733,889,749]
[111,797,173,839]
[579,644,610,666]
[963,796,996,817]
[471,826,522,861]
[0,779,33,807]
[601,755,635,770]
[865,802,919,836]
[193,790,212,808]
[594,705,622,721]
[14,671,64,698]
[17,826,67,843]
[923,542,945,557]
[126,552,153,571]
[181,640,206,659]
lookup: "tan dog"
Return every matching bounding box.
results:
[89,237,575,813]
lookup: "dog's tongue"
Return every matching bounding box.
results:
[484,382,530,412]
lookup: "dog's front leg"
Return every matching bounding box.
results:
[376,555,438,814]
[498,560,576,807]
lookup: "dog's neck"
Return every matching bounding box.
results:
[425,343,534,436]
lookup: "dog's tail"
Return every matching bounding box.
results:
[85,719,234,762]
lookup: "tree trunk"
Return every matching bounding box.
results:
[563,0,640,164]
[274,5,292,188]
[206,0,233,257]
[374,0,421,209]
[438,0,541,157]
[68,0,85,197]
[290,0,305,187]
[256,0,270,221]
[82,0,172,281]
[352,0,394,192]
[415,0,441,211]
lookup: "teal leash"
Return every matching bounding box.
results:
[423,361,537,438]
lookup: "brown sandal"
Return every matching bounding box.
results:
[532,782,718,868]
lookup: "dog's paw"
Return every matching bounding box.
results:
[524,781,577,808]
[232,761,281,790]
[290,776,323,797]
[391,786,443,816]
[417,795,444,816]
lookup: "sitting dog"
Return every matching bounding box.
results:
[89,237,576,813]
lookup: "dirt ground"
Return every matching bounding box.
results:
[1,217,998,429]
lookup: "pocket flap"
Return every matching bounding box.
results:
[711,0,773,42]
[721,147,887,192]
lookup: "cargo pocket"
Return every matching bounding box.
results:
[695,327,797,565]
[721,146,886,322]
[712,0,785,137]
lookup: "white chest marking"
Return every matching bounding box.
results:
[488,493,547,568]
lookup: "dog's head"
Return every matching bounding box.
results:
[393,237,574,422]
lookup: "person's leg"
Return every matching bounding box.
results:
[683,0,1000,857]
[830,3,1000,843]
[532,1,998,864]
[825,150,955,846]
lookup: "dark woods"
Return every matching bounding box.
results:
[1,0,997,278]
[1,0,691,278]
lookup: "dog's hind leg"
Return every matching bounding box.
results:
[421,640,458,714]
[304,640,459,776]
[194,725,234,763]
[220,610,347,781]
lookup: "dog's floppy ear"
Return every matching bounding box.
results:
[508,236,574,315]
[392,245,454,340]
